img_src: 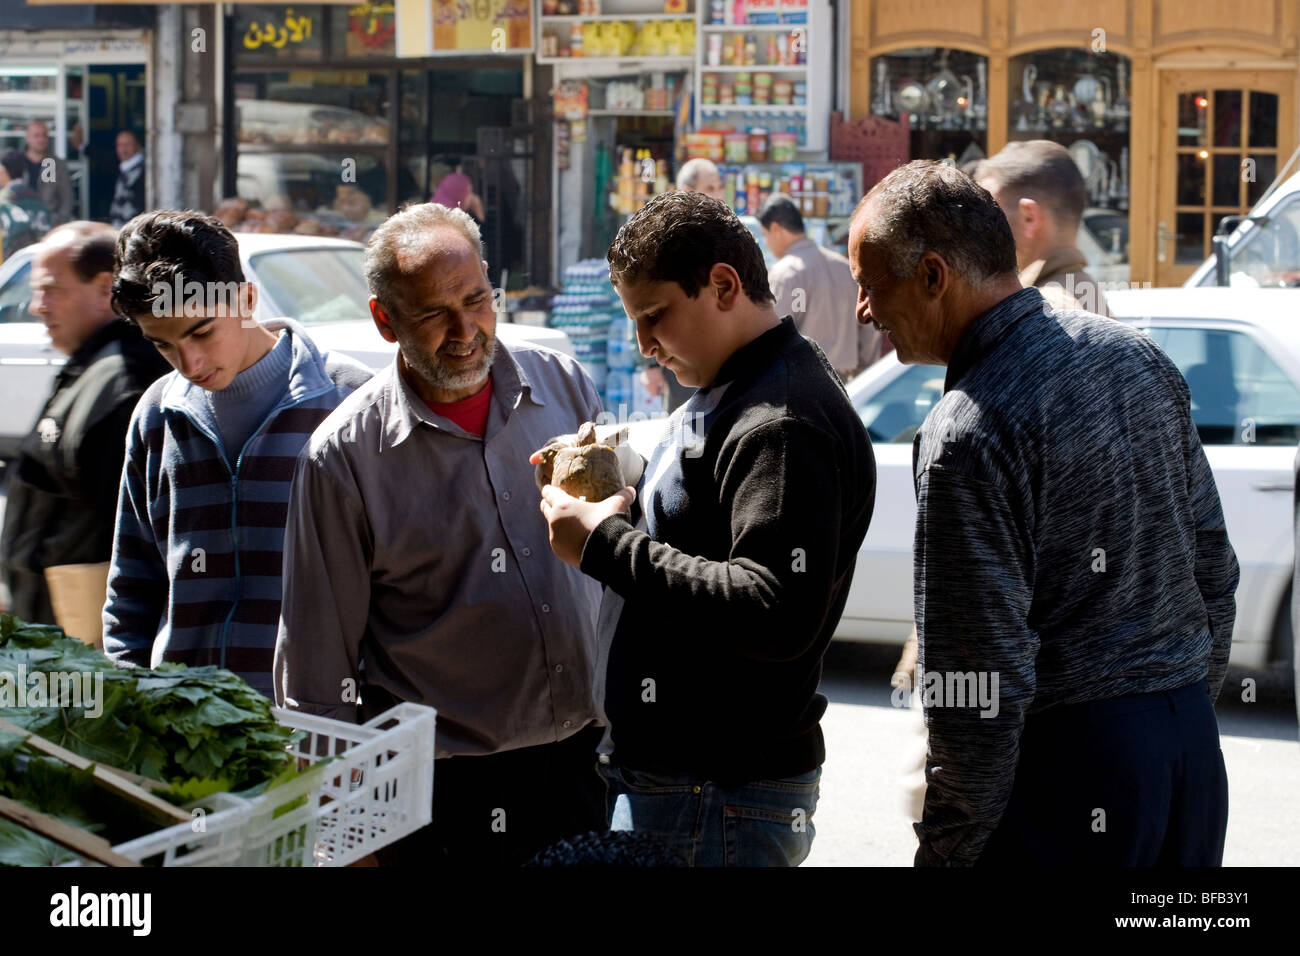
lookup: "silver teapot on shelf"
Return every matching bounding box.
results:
[926,52,962,129]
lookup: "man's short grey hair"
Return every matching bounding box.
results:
[365,202,483,318]
[677,158,721,191]
[856,160,1018,286]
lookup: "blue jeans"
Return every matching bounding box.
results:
[598,761,821,867]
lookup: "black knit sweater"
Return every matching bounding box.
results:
[580,317,877,785]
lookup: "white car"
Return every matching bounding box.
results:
[838,287,1298,672]
[0,233,573,458]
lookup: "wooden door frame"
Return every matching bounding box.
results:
[1149,68,1296,287]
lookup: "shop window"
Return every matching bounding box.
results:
[235,70,388,146]
[869,47,988,170]
[233,69,391,235]
[1170,86,1281,265]
[1008,49,1132,281]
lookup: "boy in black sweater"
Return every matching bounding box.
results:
[539,191,876,866]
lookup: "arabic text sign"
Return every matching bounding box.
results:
[236,5,324,58]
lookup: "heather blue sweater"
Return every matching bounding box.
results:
[103,318,372,696]
[910,287,1239,866]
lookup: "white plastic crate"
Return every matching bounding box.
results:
[104,703,436,867]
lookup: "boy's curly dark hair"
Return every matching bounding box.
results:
[607,190,774,305]
[111,209,245,323]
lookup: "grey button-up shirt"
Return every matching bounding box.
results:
[911,286,1238,865]
[273,342,606,758]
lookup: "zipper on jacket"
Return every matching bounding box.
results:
[175,379,339,672]
[218,380,339,670]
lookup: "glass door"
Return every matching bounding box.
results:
[1156,71,1295,286]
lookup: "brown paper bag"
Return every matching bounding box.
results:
[43,562,110,649]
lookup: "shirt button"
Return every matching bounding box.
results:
[522,547,531,557]
[692,786,702,794]
[554,663,563,673]
[502,491,511,501]
[562,719,572,729]
[541,603,551,613]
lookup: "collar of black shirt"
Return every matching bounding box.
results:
[943,286,1046,394]
[704,315,798,392]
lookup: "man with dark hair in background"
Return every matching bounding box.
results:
[0,150,52,259]
[852,160,1236,866]
[1,223,169,639]
[538,190,876,866]
[108,131,145,229]
[977,139,1109,315]
[758,193,882,381]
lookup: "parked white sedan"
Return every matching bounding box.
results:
[0,233,573,458]
[838,287,1299,672]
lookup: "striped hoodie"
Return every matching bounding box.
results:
[103,318,372,696]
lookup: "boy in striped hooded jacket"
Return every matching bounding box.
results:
[102,210,371,697]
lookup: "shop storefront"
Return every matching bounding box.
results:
[540,0,860,410]
[223,1,543,289]
[544,0,854,272]
[848,0,1300,286]
[0,0,153,223]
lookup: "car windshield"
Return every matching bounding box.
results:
[854,364,947,443]
[248,247,370,324]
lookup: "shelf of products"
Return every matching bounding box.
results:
[693,0,826,152]
[542,12,694,20]
[538,15,697,62]
[712,160,859,218]
[589,73,685,111]
[701,0,808,25]
[608,145,672,215]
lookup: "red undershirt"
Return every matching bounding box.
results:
[426,379,493,437]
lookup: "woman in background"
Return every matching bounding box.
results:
[431,167,485,224]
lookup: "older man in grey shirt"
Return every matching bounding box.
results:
[275,203,607,867]
[851,162,1238,868]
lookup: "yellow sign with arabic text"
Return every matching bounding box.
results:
[395,0,532,56]
[241,8,317,52]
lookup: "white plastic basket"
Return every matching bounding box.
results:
[104,702,436,867]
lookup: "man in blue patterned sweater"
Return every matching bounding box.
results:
[850,161,1238,867]
[102,210,371,696]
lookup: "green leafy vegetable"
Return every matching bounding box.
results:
[0,615,314,868]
